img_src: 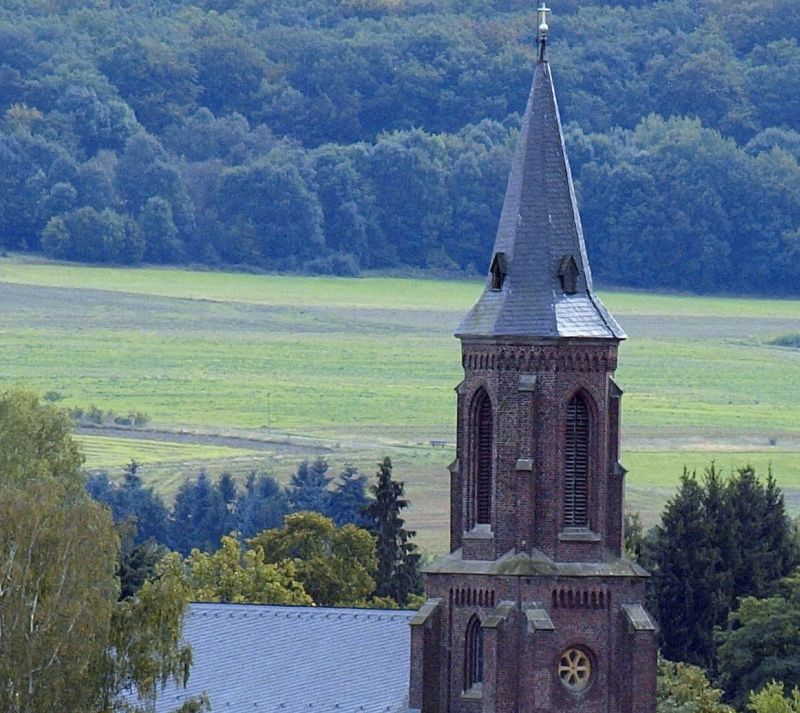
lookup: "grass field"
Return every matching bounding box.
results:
[2,256,799,553]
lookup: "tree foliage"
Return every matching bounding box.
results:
[168,472,233,556]
[0,480,119,713]
[0,390,202,713]
[0,388,84,490]
[235,471,289,539]
[365,457,422,606]
[748,682,800,713]
[251,511,377,606]
[87,460,170,546]
[98,552,196,713]
[717,570,800,708]
[186,535,312,606]
[1,0,799,292]
[286,457,332,515]
[656,658,735,713]
[650,464,798,670]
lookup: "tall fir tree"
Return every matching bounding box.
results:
[236,471,288,538]
[327,465,371,528]
[287,457,332,515]
[86,460,170,545]
[652,463,798,670]
[728,465,797,600]
[652,470,722,668]
[365,457,422,607]
[168,471,230,556]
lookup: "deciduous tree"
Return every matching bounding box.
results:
[251,511,377,606]
[717,570,800,708]
[656,659,735,713]
[186,535,312,606]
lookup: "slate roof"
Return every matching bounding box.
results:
[152,603,414,713]
[457,54,625,340]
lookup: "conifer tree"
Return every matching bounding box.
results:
[236,471,288,539]
[652,464,798,671]
[728,466,798,600]
[287,457,332,514]
[87,460,170,545]
[168,471,230,556]
[652,470,721,668]
[365,457,422,607]
[328,465,371,528]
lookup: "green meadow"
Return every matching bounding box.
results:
[2,257,799,553]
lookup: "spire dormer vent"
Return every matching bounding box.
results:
[490,253,508,291]
[558,255,579,294]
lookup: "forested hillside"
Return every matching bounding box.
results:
[2,0,799,294]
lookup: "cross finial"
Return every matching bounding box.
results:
[537,2,551,61]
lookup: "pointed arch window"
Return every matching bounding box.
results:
[464,616,484,690]
[564,393,589,527]
[470,389,493,528]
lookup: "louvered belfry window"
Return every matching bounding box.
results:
[464,616,484,690]
[474,391,493,525]
[564,394,589,527]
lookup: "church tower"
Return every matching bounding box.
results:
[408,7,658,712]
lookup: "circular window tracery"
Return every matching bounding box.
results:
[558,648,592,692]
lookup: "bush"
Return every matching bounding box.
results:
[68,404,149,427]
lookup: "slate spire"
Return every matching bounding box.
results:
[457,22,625,340]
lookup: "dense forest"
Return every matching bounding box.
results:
[1,0,799,294]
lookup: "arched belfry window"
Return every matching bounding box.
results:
[470,389,493,528]
[464,616,484,690]
[564,393,589,527]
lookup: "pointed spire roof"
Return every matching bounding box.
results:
[457,47,625,340]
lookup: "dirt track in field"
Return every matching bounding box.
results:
[75,424,333,455]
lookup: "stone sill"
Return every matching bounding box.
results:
[463,524,493,541]
[558,528,601,543]
[461,684,484,700]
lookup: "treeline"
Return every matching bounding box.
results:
[0,0,799,293]
[627,464,800,709]
[87,455,422,607]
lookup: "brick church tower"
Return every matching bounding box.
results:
[408,7,658,713]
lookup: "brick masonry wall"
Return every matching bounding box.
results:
[415,573,656,713]
[409,335,657,712]
[455,339,622,562]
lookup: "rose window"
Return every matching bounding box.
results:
[558,648,592,692]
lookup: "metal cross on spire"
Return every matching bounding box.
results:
[537,2,551,61]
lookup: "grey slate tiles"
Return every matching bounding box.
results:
[152,603,414,713]
[457,58,625,340]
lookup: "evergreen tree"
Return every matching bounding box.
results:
[117,525,167,601]
[701,462,737,633]
[236,471,288,539]
[365,457,422,607]
[217,472,237,508]
[86,460,170,545]
[168,471,229,556]
[728,466,798,600]
[652,470,722,668]
[287,457,332,515]
[652,464,798,671]
[327,465,371,527]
